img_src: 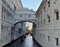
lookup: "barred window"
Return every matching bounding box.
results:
[56,11,59,20]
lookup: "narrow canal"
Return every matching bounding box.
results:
[4,35,40,47]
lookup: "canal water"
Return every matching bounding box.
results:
[4,35,40,47]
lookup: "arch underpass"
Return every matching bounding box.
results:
[11,20,36,41]
[10,8,37,41]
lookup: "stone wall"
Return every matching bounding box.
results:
[34,0,60,47]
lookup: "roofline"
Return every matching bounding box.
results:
[35,0,47,15]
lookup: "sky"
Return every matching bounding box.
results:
[26,22,33,30]
[21,0,42,30]
[21,0,42,11]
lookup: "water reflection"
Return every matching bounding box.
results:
[4,35,40,47]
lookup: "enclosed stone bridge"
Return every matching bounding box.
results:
[13,8,37,24]
[10,8,37,41]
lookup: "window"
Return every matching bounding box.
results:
[56,11,59,20]
[40,33,41,36]
[2,6,6,20]
[44,7,45,12]
[48,36,50,42]
[43,19,45,24]
[54,2,56,4]
[14,4,16,11]
[47,15,50,22]
[54,0,58,4]
[20,15,22,17]
[40,21,42,24]
[56,38,58,46]
[2,0,6,3]
[2,6,3,19]
[1,24,3,30]
[48,0,50,7]
[43,34,45,37]
[29,15,31,17]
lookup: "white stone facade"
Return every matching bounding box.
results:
[14,8,36,24]
[12,0,23,9]
[34,0,60,47]
[0,0,36,47]
[0,0,16,47]
[0,0,14,47]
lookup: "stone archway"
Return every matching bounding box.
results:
[12,20,37,40]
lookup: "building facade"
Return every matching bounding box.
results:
[12,0,23,10]
[0,0,22,47]
[0,0,15,46]
[34,0,60,47]
[0,0,36,47]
